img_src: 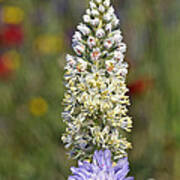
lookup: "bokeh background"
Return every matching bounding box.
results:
[0,0,179,179]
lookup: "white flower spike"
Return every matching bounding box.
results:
[62,0,132,161]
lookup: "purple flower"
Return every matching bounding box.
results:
[68,150,134,180]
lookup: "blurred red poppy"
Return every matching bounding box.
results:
[0,57,12,78]
[1,25,24,46]
[128,78,153,96]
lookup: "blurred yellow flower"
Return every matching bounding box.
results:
[3,6,24,24]
[2,50,21,70]
[35,35,63,55]
[29,97,48,116]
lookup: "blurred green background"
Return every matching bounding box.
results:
[0,0,179,179]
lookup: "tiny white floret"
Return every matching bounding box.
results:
[99,5,105,13]
[72,31,82,43]
[83,15,91,23]
[95,0,102,3]
[106,23,113,32]
[104,38,114,49]
[90,18,100,26]
[103,0,110,7]
[91,48,101,61]
[87,36,96,49]
[90,1,96,9]
[96,29,105,38]
[77,23,91,36]
[91,9,99,16]
[104,12,112,22]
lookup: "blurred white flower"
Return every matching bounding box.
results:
[96,28,105,38]
[104,38,114,49]
[91,9,99,16]
[72,42,85,56]
[90,17,100,26]
[77,23,90,36]
[95,0,102,3]
[72,31,82,43]
[87,36,96,48]
[83,14,91,23]
[91,48,101,61]
[105,23,112,32]
[114,50,124,62]
[103,0,110,7]
[104,12,112,21]
[90,1,96,9]
[86,9,91,15]
[99,4,105,13]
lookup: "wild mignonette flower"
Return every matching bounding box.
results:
[95,0,102,4]
[96,28,105,38]
[83,14,91,23]
[91,9,100,16]
[99,4,105,13]
[62,0,132,162]
[90,18,100,27]
[87,36,96,48]
[104,38,114,49]
[104,0,110,7]
[91,48,101,61]
[72,31,82,43]
[72,42,85,56]
[77,23,90,36]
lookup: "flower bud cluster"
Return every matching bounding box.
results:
[62,0,132,161]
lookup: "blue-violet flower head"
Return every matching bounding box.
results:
[68,149,134,180]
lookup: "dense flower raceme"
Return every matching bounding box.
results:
[62,0,132,161]
[68,149,134,180]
